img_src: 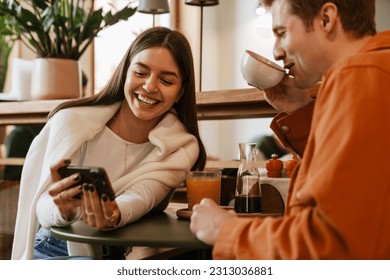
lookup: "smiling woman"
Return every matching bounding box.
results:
[12,27,207,260]
[120,47,184,134]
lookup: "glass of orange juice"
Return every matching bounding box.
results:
[186,170,222,211]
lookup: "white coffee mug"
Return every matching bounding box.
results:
[241,50,286,89]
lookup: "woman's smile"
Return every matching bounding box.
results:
[135,93,160,105]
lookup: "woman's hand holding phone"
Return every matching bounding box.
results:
[82,184,121,230]
[49,159,120,228]
[48,159,83,221]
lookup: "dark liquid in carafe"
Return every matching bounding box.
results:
[234,195,262,213]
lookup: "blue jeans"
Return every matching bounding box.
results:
[34,227,123,259]
[33,227,68,259]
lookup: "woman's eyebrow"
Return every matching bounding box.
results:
[134,62,180,78]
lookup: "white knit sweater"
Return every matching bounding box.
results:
[12,103,199,259]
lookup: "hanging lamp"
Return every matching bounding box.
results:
[137,0,170,27]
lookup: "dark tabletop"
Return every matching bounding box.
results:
[51,209,210,249]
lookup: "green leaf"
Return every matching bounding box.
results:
[104,6,137,27]
[32,0,50,11]
[81,8,104,41]
[0,0,138,59]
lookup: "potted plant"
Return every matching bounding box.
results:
[0,14,14,93]
[0,0,137,99]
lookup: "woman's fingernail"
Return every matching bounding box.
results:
[64,159,71,165]
[73,173,80,181]
[88,184,94,192]
[83,184,89,191]
[78,185,82,190]
[101,194,108,202]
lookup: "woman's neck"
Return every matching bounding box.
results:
[107,101,162,143]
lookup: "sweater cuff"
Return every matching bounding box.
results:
[270,101,315,158]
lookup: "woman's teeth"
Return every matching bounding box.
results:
[137,94,159,105]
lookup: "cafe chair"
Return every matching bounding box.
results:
[0,180,20,260]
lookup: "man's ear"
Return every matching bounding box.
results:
[319,3,338,33]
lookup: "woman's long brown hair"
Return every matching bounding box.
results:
[49,27,207,170]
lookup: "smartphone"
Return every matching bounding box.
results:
[58,166,115,201]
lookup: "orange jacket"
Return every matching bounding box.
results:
[271,101,314,159]
[213,31,390,259]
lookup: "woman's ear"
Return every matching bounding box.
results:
[175,89,185,102]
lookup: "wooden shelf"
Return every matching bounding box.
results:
[0,99,65,125]
[196,88,277,120]
[0,88,276,126]
[0,158,25,166]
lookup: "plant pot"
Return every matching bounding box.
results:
[30,58,82,100]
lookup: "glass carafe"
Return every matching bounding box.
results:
[234,143,262,213]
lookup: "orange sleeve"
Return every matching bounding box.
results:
[270,101,314,159]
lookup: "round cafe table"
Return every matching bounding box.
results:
[51,203,210,259]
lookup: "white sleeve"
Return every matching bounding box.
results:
[115,179,171,227]
[35,191,81,228]
[35,150,82,229]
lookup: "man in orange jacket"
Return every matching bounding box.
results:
[190,0,390,259]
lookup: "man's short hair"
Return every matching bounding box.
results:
[262,0,376,37]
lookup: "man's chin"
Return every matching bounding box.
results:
[295,78,321,90]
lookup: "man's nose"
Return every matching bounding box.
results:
[273,43,286,61]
